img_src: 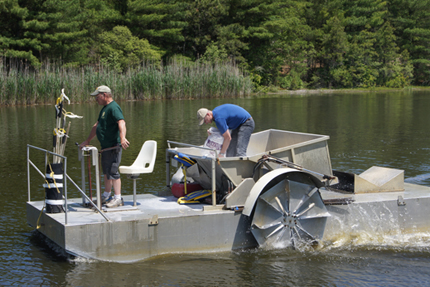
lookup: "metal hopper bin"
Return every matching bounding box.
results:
[166,129,334,206]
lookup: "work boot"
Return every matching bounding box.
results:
[106,197,124,208]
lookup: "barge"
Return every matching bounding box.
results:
[26,129,430,262]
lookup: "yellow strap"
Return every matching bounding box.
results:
[36,206,45,229]
[53,128,66,136]
[46,161,61,193]
[181,157,195,165]
[181,164,188,194]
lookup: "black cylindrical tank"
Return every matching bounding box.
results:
[45,163,64,213]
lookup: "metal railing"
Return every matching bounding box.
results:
[27,144,109,224]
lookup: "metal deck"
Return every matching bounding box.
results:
[27,193,256,262]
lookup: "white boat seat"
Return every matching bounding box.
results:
[119,140,157,205]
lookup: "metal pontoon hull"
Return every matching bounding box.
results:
[27,194,256,262]
[26,129,430,262]
[27,182,430,262]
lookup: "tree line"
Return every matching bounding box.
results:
[1,0,429,90]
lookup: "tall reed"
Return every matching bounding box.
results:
[0,58,253,105]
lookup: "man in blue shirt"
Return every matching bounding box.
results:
[197,104,255,157]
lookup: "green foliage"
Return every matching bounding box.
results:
[127,0,187,58]
[215,23,248,65]
[0,0,40,66]
[183,0,230,59]
[98,26,163,72]
[278,71,305,90]
[384,50,413,88]
[1,0,430,96]
[388,0,430,85]
[307,0,416,89]
[198,42,229,64]
[249,72,262,89]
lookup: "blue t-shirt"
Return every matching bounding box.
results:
[213,104,251,135]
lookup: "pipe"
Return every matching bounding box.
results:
[166,149,170,187]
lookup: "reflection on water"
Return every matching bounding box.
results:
[60,244,430,286]
[2,90,430,285]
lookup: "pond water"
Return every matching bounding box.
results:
[2,90,430,285]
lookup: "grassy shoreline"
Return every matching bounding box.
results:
[251,86,430,97]
[1,58,428,107]
[0,60,253,106]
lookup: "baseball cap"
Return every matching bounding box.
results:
[90,85,111,96]
[197,108,209,125]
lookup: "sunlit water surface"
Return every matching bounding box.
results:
[1,90,430,285]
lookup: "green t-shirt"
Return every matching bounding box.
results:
[96,101,124,149]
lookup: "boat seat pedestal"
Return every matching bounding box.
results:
[119,140,157,206]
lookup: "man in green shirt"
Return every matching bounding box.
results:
[79,85,130,208]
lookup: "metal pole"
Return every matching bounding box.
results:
[166,149,170,187]
[44,150,47,173]
[27,145,31,202]
[94,148,101,211]
[64,157,68,225]
[133,179,137,206]
[212,157,216,206]
[79,147,86,205]
[44,151,48,208]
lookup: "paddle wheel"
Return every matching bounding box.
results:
[248,169,330,248]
